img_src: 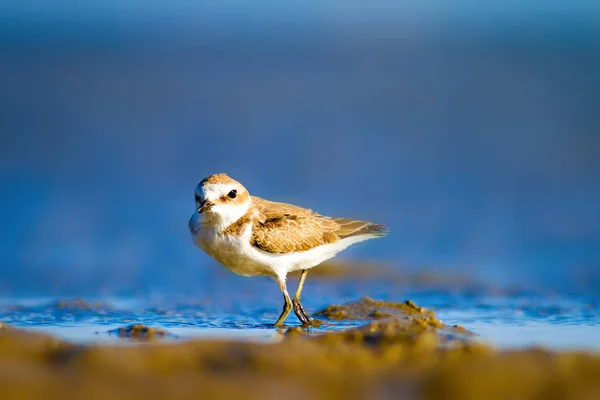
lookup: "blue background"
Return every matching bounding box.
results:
[1,2,599,296]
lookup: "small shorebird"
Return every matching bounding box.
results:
[188,173,388,326]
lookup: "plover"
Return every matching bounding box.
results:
[188,173,388,326]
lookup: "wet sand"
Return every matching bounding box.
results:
[1,297,599,400]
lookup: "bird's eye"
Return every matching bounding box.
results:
[228,189,237,199]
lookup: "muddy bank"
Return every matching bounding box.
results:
[1,300,599,400]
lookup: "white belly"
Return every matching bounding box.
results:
[191,218,377,280]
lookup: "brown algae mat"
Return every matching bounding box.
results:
[107,324,173,340]
[1,299,600,400]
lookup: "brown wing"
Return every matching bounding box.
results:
[250,196,388,254]
[251,196,319,218]
[252,212,340,253]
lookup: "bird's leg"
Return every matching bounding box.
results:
[293,269,311,325]
[274,278,293,327]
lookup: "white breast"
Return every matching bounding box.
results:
[193,222,274,277]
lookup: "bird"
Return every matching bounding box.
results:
[188,173,388,327]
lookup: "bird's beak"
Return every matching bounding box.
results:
[197,199,214,214]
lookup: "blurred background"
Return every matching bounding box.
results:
[1,2,599,297]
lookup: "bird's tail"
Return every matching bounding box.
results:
[332,218,389,239]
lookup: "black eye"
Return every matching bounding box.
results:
[228,189,237,199]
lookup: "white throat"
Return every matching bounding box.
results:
[210,200,251,232]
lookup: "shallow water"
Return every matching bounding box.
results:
[1,278,598,350]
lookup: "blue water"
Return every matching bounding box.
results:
[1,275,598,350]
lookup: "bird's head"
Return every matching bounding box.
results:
[191,173,251,232]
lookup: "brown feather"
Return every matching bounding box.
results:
[200,173,236,185]
[249,196,387,254]
[331,218,389,239]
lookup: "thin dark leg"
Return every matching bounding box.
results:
[293,269,311,325]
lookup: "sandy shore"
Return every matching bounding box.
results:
[1,297,599,400]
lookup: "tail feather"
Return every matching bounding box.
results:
[332,218,389,239]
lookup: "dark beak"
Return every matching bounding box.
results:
[197,199,214,214]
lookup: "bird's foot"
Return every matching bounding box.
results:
[293,299,315,326]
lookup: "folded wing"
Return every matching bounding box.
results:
[251,196,388,254]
